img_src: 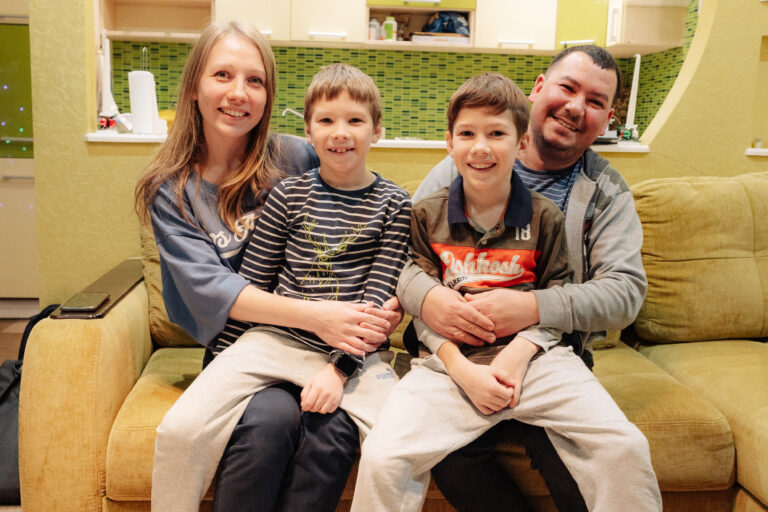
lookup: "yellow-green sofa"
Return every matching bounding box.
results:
[18,171,768,512]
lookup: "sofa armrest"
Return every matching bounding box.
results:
[19,278,153,512]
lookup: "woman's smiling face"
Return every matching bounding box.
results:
[195,33,268,150]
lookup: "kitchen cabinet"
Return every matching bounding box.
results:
[291,0,367,43]
[605,0,687,57]
[367,0,475,8]
[215,0,290,41]
[555,0,608,49]
[99,0,210,41]
[474,0,556,51]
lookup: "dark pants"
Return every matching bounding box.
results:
[431,421,588,512]
[212,382,358,512]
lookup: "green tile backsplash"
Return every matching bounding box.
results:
[110,0,698,139]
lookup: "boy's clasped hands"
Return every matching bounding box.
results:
[301,296,401,414]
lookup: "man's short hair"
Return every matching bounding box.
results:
[547,45,622,106]
[446,73,529,139]
[304,63,383,127]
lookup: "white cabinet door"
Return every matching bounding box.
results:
[291,0,367,43]
[606,0,687,56]
[215,0,291,41]
[474,0,557,51]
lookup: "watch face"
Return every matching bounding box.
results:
[336,353,359,377]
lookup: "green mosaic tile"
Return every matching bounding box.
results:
[111,1,698,141]
[111,41,193,112]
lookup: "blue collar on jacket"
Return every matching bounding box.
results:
[447,170,532,228]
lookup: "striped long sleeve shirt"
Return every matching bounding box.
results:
[213,168,411,361]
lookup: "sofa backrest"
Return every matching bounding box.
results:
[631,172,768,343]
[139,221,198,347]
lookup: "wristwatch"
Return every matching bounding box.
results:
[328,350,360,379]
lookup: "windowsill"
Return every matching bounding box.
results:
[85,131,651,153]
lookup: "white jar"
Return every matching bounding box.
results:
[369,18,381,40]
[382,16,397,41]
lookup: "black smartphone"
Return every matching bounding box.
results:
[60,291,110,312]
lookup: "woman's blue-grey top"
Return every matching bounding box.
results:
[149,134,320,348]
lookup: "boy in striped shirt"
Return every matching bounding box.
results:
[154,63,410,508]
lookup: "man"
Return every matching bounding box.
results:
[397,45,648,512]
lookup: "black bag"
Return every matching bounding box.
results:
[0,304,59,504]
[0,359,21,504]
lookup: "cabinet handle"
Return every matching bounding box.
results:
[260,30,272,36]
[404,0,442,3]
[498,40,535,46]
[2,175,35,181]
[308,31,348,38]
[560,39,595,47]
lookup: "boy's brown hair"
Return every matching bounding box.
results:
[304,63,383,127]
[447,73,529,140]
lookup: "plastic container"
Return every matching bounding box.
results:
[369,18,381,40]
[382,16,397,41]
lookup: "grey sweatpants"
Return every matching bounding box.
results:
[351,344,662,512]
[152,329,397,512]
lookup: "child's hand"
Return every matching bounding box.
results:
[308,301,391,355]
[300,363,345,414]
[489,336,540,409]
[359,297,404,347]
[451,360,515,415]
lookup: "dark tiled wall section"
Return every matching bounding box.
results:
[110,0,697,138]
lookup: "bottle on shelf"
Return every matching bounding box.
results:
[382,16,397,41]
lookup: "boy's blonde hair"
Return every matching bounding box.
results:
[135,21,279,232]
[447,73,529,140]
[303,63,382,126]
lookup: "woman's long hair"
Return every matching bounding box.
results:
[134,21,279,233]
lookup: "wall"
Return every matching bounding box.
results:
[29,0,147,304]
[609,0,768,183]
[28,0,767,305]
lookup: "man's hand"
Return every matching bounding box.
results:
[422,286,496,346]
[489,336,540,409]
[300,363,345,413]
[451,360,515,415]
[359,296,404,348]
[465,289,540,338]
[307,301,389,356]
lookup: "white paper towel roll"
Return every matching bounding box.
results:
[129,70,160,135]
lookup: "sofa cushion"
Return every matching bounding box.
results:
[106,347,204,500]
[497,342,734,494]
[640,340,768,504]
[139,222,197,347]
[631,172,768,343]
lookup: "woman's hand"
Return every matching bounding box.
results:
[307,301,390,356]
[301,363,345,413]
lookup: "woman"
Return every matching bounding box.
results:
[135,21,400,511]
